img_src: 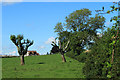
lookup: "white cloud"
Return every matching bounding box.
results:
[4,51,17,56]
[39,46,45,49]
[0,51,2,55]
[2,0,24,2]
[105,21,113,27]
[97,33,102,37]
[2,2,15,6]
[45,37,55,44]
[1,0,24,6]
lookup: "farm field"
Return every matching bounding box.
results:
[2,54,85,78]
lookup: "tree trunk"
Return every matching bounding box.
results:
[111,47,115,64]
[111,26,120,64]
[20,55,25,65]
[61,53,66,62]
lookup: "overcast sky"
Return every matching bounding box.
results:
[1,1,118,56]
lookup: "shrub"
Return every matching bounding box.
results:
[83,27,120,79]
[66,50,88,63]
[75,52,88,63]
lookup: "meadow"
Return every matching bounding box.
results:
[2,54,85,78]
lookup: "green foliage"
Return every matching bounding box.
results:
[65,9,105,33]
[65,8,92,31]
[59,31,71,49]
[82,2,120,79]
[89,15,105,32]
[54,22,64,35]
[75,52,88,63]
[65,50,77,59]
[68,32,85,55]
[10,34,33,55]
[83,27,120,79]
[66,50,89,63]
[53,8,105,64]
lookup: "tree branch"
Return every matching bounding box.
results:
[58,40,61,49]
[63,40,70,51]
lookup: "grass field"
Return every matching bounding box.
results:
[2,54,85,78]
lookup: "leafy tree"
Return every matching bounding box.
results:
[53,23,70,62]
[10,34,33,65]
[65,8,105,33]
[54,22,64,34]
[83,27,120,79]
[53,8,105,62]
[58,39,70,62]
[83,2,120,79]
[65,8,105,58]
[65,8,92,32]
[95,2,120,64]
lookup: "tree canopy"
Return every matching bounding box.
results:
[10,34,33,65]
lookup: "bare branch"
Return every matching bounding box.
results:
[63,40,70,51]
[58,40,61,49]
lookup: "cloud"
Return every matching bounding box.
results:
[2,0,24,2]
[45,37,55,44]
[97,33,102,37]
[105,22,113,27]
[4,51,17,56]
[0,51,2,55]
[39,46,45,49]
[2,2,16,6]
[2,0,24,6]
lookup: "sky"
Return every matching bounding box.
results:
[1,1,118,56]
[1,0,119,2]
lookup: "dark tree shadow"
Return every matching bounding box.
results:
[69,61,72,62]
[37,62,45,64]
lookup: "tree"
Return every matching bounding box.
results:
[83,27,120,79]
[53,23,70,62]
[97,2,120,77]
[53,9,105,62]
[10,34,33,65]
[95,2,120,64]
[58,39,70,62]
[65,8,105,57]
[54,22,64,34]
[66,8,105,34]
[65,8,92,32]
[83,2,120,79]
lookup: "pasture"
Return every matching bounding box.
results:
[2,54,85,78]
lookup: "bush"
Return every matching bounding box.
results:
[75,52,88,63]
[66,50,88,63]
[83,27,120,79]
[66,50,77,59]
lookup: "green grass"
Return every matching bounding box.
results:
[2,54,85,78]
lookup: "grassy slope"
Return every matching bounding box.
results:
[2,54,85,78]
